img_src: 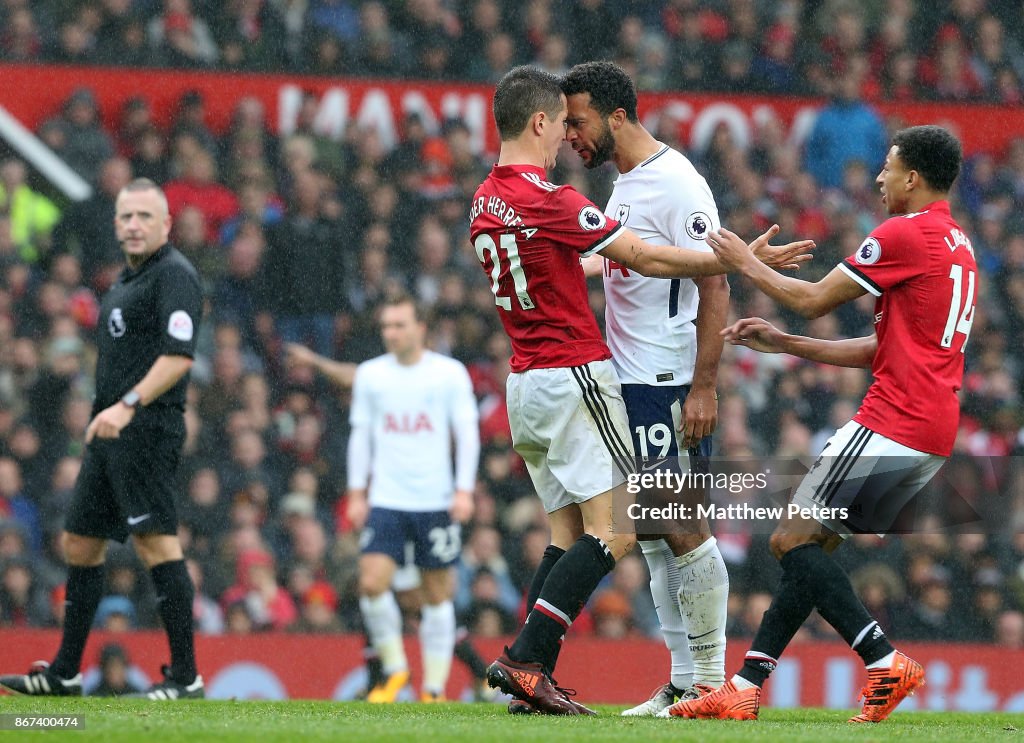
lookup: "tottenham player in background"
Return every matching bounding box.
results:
[285,341,499,701]
[563,61,731,717]
[345,294,480,703]
[470,65,812,716]
[668,126,973,723]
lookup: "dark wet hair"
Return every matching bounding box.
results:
[891,125,962,193]
[493,65,564,141]
[562,61,639,123]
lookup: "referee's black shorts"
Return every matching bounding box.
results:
[66,417,185,543]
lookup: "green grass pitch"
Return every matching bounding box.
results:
[0,697,1020,741]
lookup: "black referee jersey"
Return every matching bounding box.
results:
[93,243,202,417]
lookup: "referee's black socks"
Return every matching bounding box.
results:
[52,564,105,679]
[508,534,615,673]
[151,559,198,684]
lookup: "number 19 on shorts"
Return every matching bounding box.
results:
[635,423,674,459]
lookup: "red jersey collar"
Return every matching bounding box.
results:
[492,163,546,177]
[912,200,950,215]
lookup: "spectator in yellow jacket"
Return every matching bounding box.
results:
[0,158,61,264]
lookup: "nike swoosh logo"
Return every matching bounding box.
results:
[641,457,670,472]
[687,628,718,641]
[127,514,151,526]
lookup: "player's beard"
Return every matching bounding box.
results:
[582,123,616,169]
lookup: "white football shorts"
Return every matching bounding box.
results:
[790,420,946,537]
[506,359,636,513]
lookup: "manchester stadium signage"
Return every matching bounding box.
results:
[0,64,1019,160]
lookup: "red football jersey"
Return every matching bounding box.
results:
[469,164,625,372]
[838,201,977,456]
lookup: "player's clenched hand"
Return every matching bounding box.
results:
[450,489,474,524]
[345,491,369,531]
[721,317,788,354]
[85,403,135,443]
[681,386,718,449]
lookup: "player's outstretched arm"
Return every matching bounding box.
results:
[599,225,813,279]
[723,317,877,368]
[286,342,357,389]
[749,224,815,271]
[707,228,865,318]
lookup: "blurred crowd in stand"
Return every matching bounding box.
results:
[2,0,1024,103]
[0,0,1023,650]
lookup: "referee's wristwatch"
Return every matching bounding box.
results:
[120,390,142,410]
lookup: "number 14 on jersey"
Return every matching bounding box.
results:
[941,264,975,352]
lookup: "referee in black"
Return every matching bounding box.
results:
[0,179,204,700]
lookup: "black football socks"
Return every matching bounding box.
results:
[526,545,566,613]
[454,634,488,681]
[508,535,615,672]
[52,564,105,679]
[739,543,895,688]
[522,544,566,676]
[738,546,817,687]
[787,544,896,665]
[151,559,198,684]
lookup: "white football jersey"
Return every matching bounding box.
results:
[348,350,478,511]
[603,145,721,385]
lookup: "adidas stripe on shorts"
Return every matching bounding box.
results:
[790,420,946,537]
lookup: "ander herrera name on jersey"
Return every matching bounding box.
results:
[469,194,538,238]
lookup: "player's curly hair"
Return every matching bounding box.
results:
[493,65,564,141]
[892,125,962,193]
[561,61,639,123]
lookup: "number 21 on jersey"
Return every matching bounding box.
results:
[941,264,975,352]
[474,233,535,311]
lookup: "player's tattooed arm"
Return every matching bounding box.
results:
[601,225,813,279]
